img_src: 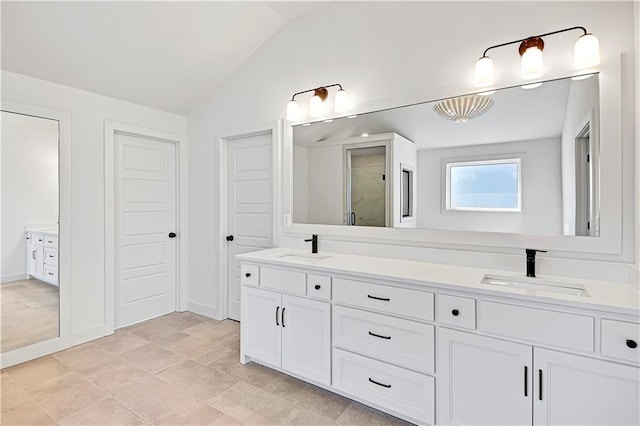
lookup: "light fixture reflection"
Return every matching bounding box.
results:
[521,82,543,90]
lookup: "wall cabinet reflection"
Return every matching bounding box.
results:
[1,111,60,353]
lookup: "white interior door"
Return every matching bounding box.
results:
[115,133,177,328]
[227,133,273,321]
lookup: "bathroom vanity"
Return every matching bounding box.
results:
[239,248,639,426]
[26,229,59,286]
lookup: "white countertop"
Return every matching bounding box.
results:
[26,226,58,236]
[238,248,640,316]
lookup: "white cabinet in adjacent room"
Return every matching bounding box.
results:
[438,328,532,426]
[241,285,331,385]
[26,230,58,286]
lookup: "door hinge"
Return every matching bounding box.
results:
[587,221,591,230]
[382,174,386,181]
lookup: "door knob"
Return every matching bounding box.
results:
[168,232,177,238]
[626,339,638,349]
[226,235,234,242]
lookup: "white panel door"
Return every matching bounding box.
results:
[115,133,177,327]
[534,348,640,425]
[227,133,273,320]
[241,287,281,367]
[438,328,532,425]
[281,294,331,385]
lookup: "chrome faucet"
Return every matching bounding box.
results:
[525,249,547,277]
[305,234,318,254]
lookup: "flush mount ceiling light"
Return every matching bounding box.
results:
[286,83,351,121]
[474,26,600,88]
[433,95,494,123]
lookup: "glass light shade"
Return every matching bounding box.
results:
[521,47,544,80]
[574,33,600,69]
[309,94,324,117]
[286,100,300,121]
[334,89,351,113]
[474,56,494,87]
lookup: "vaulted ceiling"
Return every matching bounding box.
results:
[1,1,326,114]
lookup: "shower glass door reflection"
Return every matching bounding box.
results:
[346,146,387,227]
[1,111,60,353]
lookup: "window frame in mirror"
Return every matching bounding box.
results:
[282,55,624,257]
[0,100,72,368]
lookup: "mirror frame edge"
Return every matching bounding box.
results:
[282,54,626,258]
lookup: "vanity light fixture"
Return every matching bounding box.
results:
[433,95,494,123]
[286,83,351,121]
[474,26,600,87]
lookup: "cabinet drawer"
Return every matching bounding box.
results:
[307,274,331,300]
[438,294,476,329]
[32,233,45,246]
[43,265,58,285]
[333,306,434,373]
[601,319,640,364]
[479,301,594,352]
[260,267,306,295]
[333,278,434,321]
[333,348,434,425]
[44,247,58,267]
[241,264,259,286]
[43,235,58,249]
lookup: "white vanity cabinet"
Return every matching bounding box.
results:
[438,329,640,426]
[241,269,331,385]
[26,230,58,286]
[239,252,640,426]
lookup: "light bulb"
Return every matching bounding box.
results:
[286,100,300,121]
[574,33,600,69]
[474,56,494,87]
[334,89,351,113]
[521,46,544,80]
[309,95,324,117]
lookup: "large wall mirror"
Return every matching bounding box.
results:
[1,110,60,354]
[292,74,600,237]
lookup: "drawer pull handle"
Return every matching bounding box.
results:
[451,309,459,316]
[367,294,390,302]
[276,306,280,326]
[368,331,391,340]
[47,240,53,243]
[314,284,321,290]
[49,255,54,258]
[368,378,391,388]
[538,369,543,401]
[32,251,37,260]
[524,366,528,396]
[48,273,53,276]
[626,339,638,349]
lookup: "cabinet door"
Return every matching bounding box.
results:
[534,348,640,425]
[281,294,331,385]
[28,245,44,279]
[438,328,532,425]
[241,287,282,367]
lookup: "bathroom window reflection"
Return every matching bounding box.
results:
[446,158,521,212]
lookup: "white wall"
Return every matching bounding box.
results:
[561,76,600,235]
[1,71,186,344]
[417,138,562,235]
[1,112,59,282]
[292,144,309,223]
[187,2,636,319]
[306,144,344,225]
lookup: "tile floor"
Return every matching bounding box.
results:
[1,279,59,353]
[1,312,412,425]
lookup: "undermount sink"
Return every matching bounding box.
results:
[273,253,330,264]
[481,274,590,297]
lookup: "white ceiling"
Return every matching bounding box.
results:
[1,1,326,114]
[293,76,586,150]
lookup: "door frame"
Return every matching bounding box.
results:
[104,121,188,334]
[218,120,281,320]
[0,100,72,368]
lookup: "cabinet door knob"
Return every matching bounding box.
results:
[626,339,638,349]
[245,273,251,278]
[451,309,460,316]
[314,284,321,290]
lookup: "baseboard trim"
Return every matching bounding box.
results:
[72,325,106,346]
[1,272,28,284]
[187,301,221,320]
